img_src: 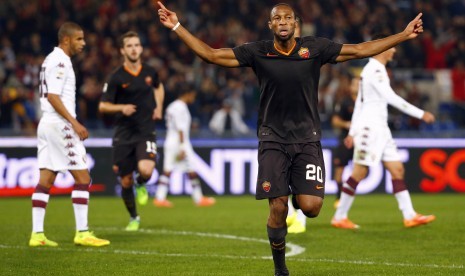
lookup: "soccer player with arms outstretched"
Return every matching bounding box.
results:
[156,2,425,275]
[30,22,109,247]
[99,31,165,231]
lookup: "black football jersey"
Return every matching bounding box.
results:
[233,36,342,143]
[101,63,160,145]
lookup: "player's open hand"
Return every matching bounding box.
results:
[422,111,435,124]
[404,13,424,39]
[344,135,354,149]
[156,1,179,29]
[122,104,137,116]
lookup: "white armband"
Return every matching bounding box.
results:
[172,22,181,31]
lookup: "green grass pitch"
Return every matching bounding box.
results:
[1,194,464,275]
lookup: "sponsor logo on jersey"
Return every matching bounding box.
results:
[262,181,271,192]
[298,47,310,59]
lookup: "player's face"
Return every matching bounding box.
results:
[121,37,143,63]
[268,6,296,42]
[69,30,86,56]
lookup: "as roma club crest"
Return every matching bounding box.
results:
[145,76,152,86]
[298,47,310,59]
[262,181,271,192]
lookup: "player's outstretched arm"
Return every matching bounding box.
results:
[156,1,239,67]
[336,13,424,62]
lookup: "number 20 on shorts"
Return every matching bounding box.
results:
[306,164,323,183]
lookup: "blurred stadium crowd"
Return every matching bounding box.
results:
[0,0,464,137]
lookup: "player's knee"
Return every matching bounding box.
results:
[299,199,323,218]
[390,167,405,179]
[138,168,154,179]
[270,197,288,216]
[120,175,133,188]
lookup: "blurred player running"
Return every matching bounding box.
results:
[154,85,215,207]
[99,31,165,231]
[331,34,436,230]
[331,75,358,208]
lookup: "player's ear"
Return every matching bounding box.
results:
[268,20,272,30]
[120,47,124,55]
[62,35,70,46]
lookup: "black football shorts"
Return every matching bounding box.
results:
[113,139,157,176]
[333,141,354,168]
[256,141,326,200]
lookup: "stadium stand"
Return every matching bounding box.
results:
[0,0,464,137]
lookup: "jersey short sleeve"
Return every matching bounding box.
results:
[150,69,160,89]
[101,75,118,103]
[232,42,261,67]
[314,37,342,65]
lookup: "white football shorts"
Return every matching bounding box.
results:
[352,125,401,167]
[163,142,195,172]
[37,120,88,172]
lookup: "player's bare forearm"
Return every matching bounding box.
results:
[156,1,239,67]
[337,13,423,62]
[153,84,165,120]
[48,94,88,140]
[332,115,350,130]
[175,27,238,67]
[99,102,131,114]
[48,94,79,125]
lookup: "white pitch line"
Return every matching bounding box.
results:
[0,244,462,270]
[291,257,464,270]
[97,227,306,258]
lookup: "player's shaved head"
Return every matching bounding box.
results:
[270,3,295,20]
[58,22,82,42]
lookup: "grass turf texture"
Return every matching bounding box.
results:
[0,194,463,275]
